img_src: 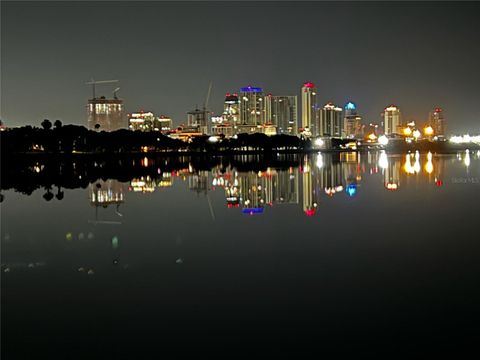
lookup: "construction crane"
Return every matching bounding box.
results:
[203,81,213,112]
[85,78,119,99]
[113,87,121,99]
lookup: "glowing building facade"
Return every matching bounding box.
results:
[239,86,264,133]
[343,102,363,138]
[428,107,446,137]
[128,112,172,133]
[301,82,316,136]
[223,93,240,127]
[383,105,401,135]
[264,95,298,135]
[318,102,343,137]
[87,97,125,131]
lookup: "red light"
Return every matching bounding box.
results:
[304,209,316,216]
[435,180,443,187]
[303,82,315,88]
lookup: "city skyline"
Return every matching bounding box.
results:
[2,1,480,133]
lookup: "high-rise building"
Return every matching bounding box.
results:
[428,107,446,137]
[382,105,401,135]
[301,82,317,136]
[87,96,125,131]
[264,95,298,135]
[239,86,264,133]
[223,93,240,132]
[343,102,363,138]
[318,102,343,137]
[187,107,209,134]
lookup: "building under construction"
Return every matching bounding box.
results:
[86,79,125,131]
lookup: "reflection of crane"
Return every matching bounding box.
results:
[85,78,119,99]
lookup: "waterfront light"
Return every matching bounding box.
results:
[378,135,389,146]
[403,127,412,136]
[314,138,324,148]
[464,149,471,167]
[404,154,414,174]
[378,151,388,169]
[425,152,434,174]
[208,136,219,143]
[450,134,480,144]
[424,126,434,136]
[367,133,377,141]
[316,153,324,169]
[414,151,421,173]
[413,130,421,140]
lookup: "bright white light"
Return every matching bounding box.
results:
[450,134,480,144]
[414,151,421,173]
[379,151,388,169]
[208,136,219,143]
[465,149,471,167]
[378,135,389,146]
[314,138,324,147]
[316,153,324,169]
[413,130,421,139]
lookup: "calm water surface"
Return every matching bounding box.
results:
[2,151,480,357]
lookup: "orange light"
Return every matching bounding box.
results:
[424,126,434,136]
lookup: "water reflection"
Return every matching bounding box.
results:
[1,151,479,217]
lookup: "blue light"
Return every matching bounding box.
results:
[345,102,356,110]
[240,87,263,93]
[242,207,264,214]
[346,184,357,197]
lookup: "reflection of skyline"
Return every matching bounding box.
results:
[3,151,477,217]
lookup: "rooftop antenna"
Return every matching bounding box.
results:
[113,87,121,99]
[85,78,119,99]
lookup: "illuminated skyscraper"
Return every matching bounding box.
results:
[264,95,298,135]
[428,107,446,136]
[239,86,264,133]
[87,96,125,131]
[318,102,343,137]
[301,82,317,136]
[343,102,363,138]
[223,93,240,132]
[382,105,401,135]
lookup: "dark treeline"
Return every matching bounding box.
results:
[0,121,311,155]
[0,152,302,200]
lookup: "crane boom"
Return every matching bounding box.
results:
[204,81,212,110]
[85,79,119,99]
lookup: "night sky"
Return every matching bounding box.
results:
[2,1,479,133]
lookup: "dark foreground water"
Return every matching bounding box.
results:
[2,151,480,357]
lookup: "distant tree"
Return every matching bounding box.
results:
[55,186,64,200]
[41,119,52,130]
[54,120,63,129]
[94,124,100,130]
[43,187,54,201]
